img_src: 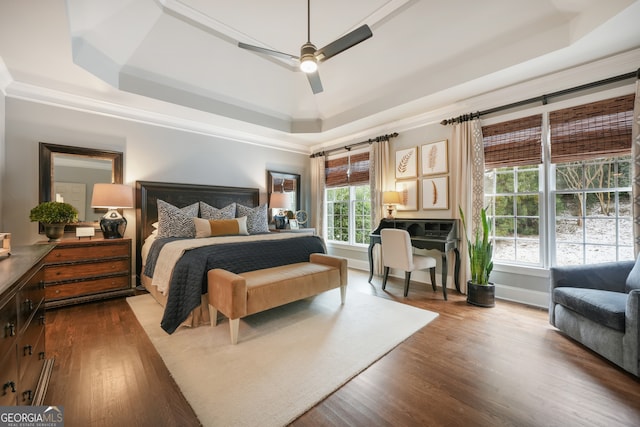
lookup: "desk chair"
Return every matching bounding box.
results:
[381,228,439,298]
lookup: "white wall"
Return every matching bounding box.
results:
[3,98,308,264]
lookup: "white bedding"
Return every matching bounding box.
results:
[142,233,312,295]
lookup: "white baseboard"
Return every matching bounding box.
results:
[346,258,549,309]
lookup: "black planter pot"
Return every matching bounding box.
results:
[467,281,495,307]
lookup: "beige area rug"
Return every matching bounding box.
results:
[127,289,438,427]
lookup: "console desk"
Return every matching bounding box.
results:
[368,218,460,299]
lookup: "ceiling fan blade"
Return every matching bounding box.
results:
[316,24,372,62]
[306,71,323,94]
[238,42,298,61]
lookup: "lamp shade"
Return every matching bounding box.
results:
[382,191,402,205]
[269,192,290,209]
[91,183,134,209]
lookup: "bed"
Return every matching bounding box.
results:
[135,181,326,334]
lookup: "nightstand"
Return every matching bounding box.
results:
[42,238,134,308]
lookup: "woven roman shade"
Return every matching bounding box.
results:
[325,152,370,188]
[549,94,635,163]
[481,114,543,169]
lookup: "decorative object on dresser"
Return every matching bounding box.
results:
[91,183,134,238]
[0,244,55,406]
[42,238,133,308]
[29,201,79,241]
[269,192,290,229]
[382,191,402,219]
[0,233,10,258]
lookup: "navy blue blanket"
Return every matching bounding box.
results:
[145,235,327,334]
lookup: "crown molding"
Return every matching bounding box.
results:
[4,79,312,155]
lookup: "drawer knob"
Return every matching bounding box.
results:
[23,299,33,311]
[3,381,16,394]
[22,390,32,402]
[5,322,16,337]
[39,315,46,326]
[23,345,33,356]
[39,351,46,360]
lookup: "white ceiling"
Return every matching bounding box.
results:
[1,0,639,152]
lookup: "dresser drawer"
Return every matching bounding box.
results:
[44,259,129,283]
[0,349,18,407]
[0,299,17,359]
[17,330,44,405]
[46,275,130,300]
[45,241,129,263]
[16,269,44,334]
[18,305,45,383]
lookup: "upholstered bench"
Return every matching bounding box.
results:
[208,253,347,344]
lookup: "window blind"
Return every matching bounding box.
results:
[325,152,370,188]
[481,114,543,169]
[549,94,635,163]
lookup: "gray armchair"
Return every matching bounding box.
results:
[549,259,640,377]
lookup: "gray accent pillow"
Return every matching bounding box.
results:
[199,201,236,220]
[157,199,199,238]
[626,257,640,292]
[236,203,269,234]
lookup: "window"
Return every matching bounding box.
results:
[482,115,543,266]
[482,94,635,267]
[324,151,372,245]
[326,186,371,244]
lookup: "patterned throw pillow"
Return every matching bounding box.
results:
[157,199,199,238]
[199,201,236,220]
[236,203,269,234]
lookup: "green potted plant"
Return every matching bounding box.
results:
[459,206,495,307]
[30,201,78,241]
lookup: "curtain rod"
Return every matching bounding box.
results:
[440,68,640,126]
[309,132,399,158]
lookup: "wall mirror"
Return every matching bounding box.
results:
[39,142,124,233]
[267,171,300,223]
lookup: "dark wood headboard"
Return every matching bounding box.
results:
[135,180,259,283]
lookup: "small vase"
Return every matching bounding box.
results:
[466,281,495,307]
[43,223,66,242]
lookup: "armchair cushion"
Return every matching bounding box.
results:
[553,288,627,332]
[625,256,640,292]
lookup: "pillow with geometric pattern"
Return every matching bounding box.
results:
[157,199,199,238]
[199,201,236,220]
[236,203,269,234]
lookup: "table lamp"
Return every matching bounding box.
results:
[382,191,402,219]
[269,192,290,229]
[91,183,134,238]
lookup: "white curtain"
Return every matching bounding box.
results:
[633,81,640,256]
[310,156,325,237]
[369,139,390,276]
[452,119,484,293]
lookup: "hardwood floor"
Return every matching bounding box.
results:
[45,269,640,426]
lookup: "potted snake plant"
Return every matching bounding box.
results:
[459,206,495,307]
[30,201,78,241]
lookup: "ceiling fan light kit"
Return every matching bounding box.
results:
[238,0,372,93]
[299,42,318,73]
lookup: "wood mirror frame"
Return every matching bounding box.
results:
[267,170,301,219]
[39,142,124,233]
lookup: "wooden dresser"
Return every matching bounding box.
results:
[0,244,54,406]
[43,238,134,308]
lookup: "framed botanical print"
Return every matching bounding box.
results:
[395,180,418,211]
[422,176,449,209]
[395,147,418,179]
[421,140,448,176]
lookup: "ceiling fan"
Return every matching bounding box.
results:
[238,0,372,94]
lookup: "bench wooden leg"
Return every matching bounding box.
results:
[340,285,346,304]
[208,304,218,327]
[229,318,239,344]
